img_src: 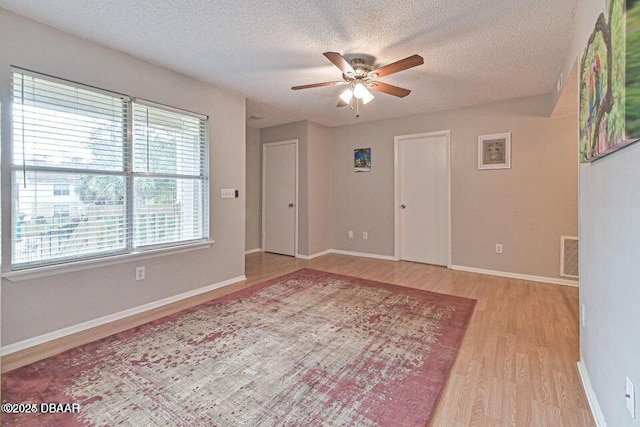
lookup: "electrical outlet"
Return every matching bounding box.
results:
[627,376,636,418]
[363,232,368,240]
[581,304,585,328]
[135,266,146,281]
[495,244,503,254]
[348,230,353,239]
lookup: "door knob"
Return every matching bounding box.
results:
[288,203,294,207]
[401,204,406,209]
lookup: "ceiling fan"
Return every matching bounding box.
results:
[292,52,424,114]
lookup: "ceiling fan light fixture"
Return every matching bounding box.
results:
[339,88,354,104]
[353,82,367,99]
[361,89,374,104]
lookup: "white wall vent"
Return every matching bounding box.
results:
[561,236,579,278]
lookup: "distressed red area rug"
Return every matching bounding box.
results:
[2,268,475,426]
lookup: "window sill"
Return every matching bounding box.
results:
[2,240,215,283]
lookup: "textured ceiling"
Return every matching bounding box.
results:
[0,0,579,128]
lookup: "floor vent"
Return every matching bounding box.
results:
[561,236,579,278]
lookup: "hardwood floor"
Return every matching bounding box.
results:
[2,252,594,426]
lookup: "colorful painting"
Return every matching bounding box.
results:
[354,148,371,172]
[627,0,640,136]
[579,0,640,162]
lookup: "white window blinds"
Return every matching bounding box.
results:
[11,70,209,269]
[132,102,208,248]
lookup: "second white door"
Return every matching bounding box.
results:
[263,140,297,256]
[397,132,449,265]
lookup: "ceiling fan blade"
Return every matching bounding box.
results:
[323,52,355,75]
[337,99,348,107]
[368,81,411,98]
[291,81,346,90]
[370,54,424,78]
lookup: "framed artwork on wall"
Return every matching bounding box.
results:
[579,0,640,162]
[354,148,371,172]
[478,133,511,170]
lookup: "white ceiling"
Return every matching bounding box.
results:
[1,0,579,128]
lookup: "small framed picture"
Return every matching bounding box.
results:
[354,148,371,172]
[478,133,511,169]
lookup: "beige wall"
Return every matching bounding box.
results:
[245,95,578,280]
[331,123,396,255]
[245,127,261,251]
[255,120,332,256]
[260,120,309,255]
[331,94,578,280]
[0,10,246,346]
[306,122,332,255]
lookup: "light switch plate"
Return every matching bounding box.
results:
[221,188,236,199]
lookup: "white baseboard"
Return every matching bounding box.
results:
[296,249,332,260]
[577,359,607,427]
[449,265,579,287]
[330,249,398,262]
[295,249,396,261]
[1,275,247,356]
[245,248,262,255]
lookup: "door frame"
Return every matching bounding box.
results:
[394,130,452,267]
[261,139,298,257]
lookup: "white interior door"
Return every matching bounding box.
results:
[262,140,297,256]
[397,132,450,265]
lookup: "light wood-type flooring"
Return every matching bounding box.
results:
[3,252,595,426]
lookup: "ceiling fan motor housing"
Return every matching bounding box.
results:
[343,58,373,81]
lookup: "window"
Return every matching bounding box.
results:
[53,184,70,196]
[11,70,209,269]
[53,205,70,227]
[132,103,207,247]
